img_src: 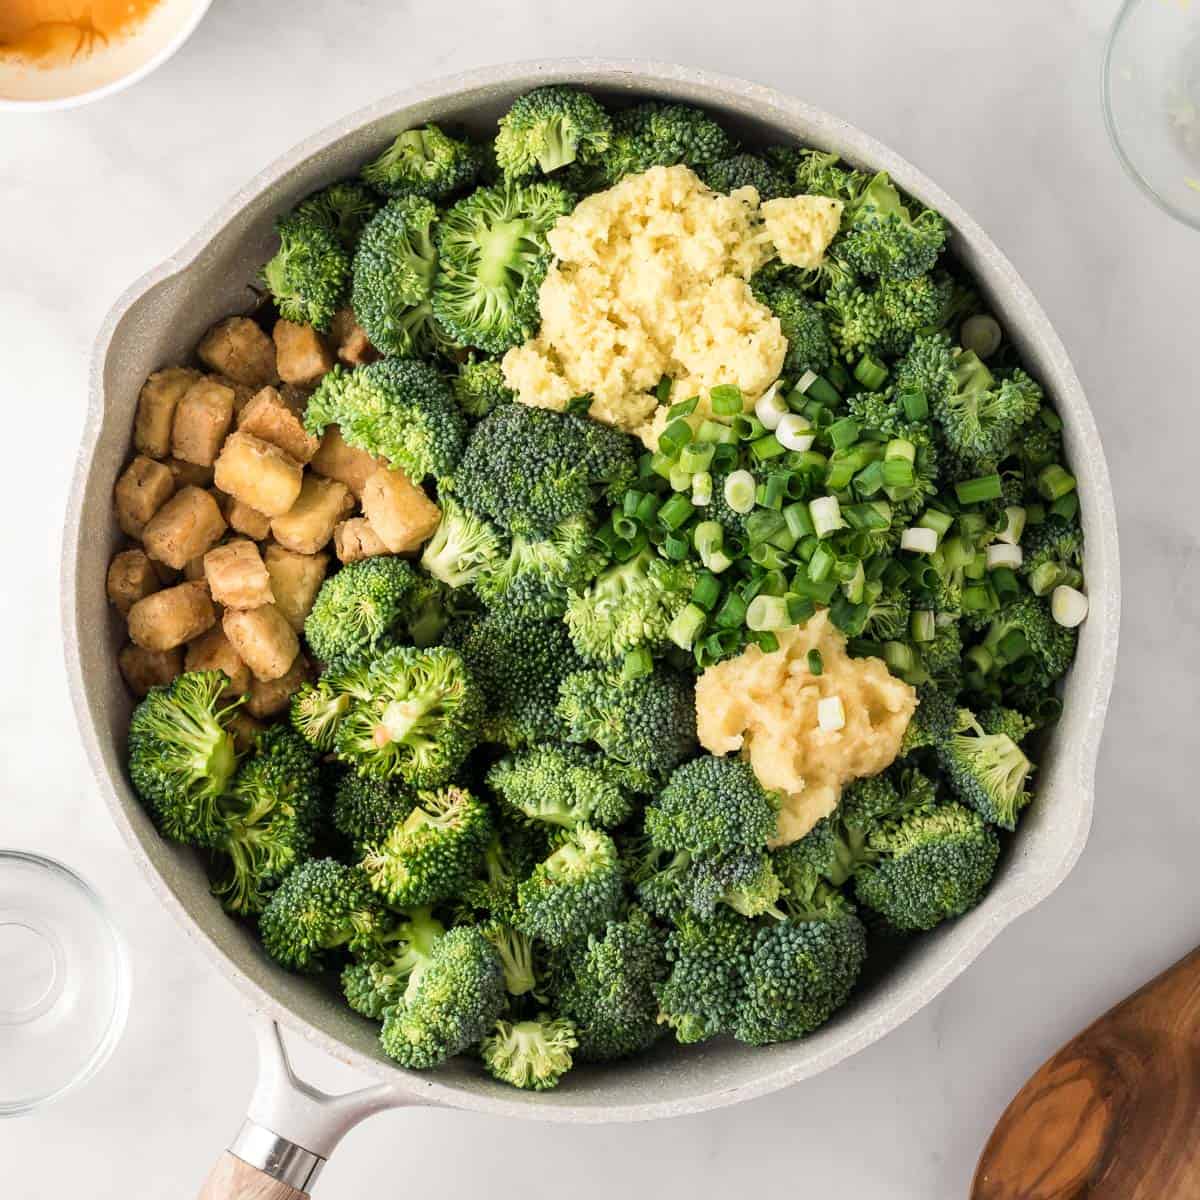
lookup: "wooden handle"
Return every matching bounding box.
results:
[198,1152,310,1200]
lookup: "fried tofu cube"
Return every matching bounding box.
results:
[197,316,277,388]
[171,377,235,467]
[309,425,381,499]
[222,604,300,682]
[362,467,441,554]
[273,320,335,387]
[134,367,202,459]
[183,555,207,581]
[184,626,252,696]
[107,549,159,614]
[237,385,320,463]
[270,475,353,555]
[331,307,378,367]
[204,539,274,610]
[216,377,257,416]
[141,486,227,570]
[245,653,311,718]
[218,492,272,540]
[127,581,215,651]
[213,432,304,518]
[114,455,175,539]
[263,544,329,632]
[118,643,183,697]
[166,458,214,489]
[334,517,389,564]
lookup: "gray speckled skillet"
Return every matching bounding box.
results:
[61,59,1120,1196]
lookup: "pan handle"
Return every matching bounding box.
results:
[196,1014,426,1197]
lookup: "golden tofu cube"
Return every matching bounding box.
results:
[273,320,335,387]
[204,539,274,610]
[334,517,389,564]
[263,544,329,632]
[114,455,175,539]
[107,549,159,614]
[118,643,183,697]
[183,555,207,581]
[245,653,311,718]
[218,491,272,541]
[171,377,236,467]
[270,475,353,556]
[237,385,320,463]
[134,367,202,459]
[184,626,252,696]
[331,307,378,367]
[166,458,214,489]
[362,467,441,554]
[196,316,278,388]
[223,604,300,682]
[127,581,215,651]
[213,432,304,518]
[141,486,227,570]
[309,425,381,499]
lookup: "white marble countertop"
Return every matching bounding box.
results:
[2,0,1196,1194]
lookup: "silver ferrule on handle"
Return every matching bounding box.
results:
[229,1119,325,1193]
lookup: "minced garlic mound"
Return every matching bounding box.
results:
[694,611,917,845]
[760,195,845,269]
[503,165,790,439]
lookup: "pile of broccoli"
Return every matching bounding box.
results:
[126,86,1086,1094]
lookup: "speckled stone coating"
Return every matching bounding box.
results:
[62,59,1120,1123]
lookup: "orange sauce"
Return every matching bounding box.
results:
[0,1,164,64]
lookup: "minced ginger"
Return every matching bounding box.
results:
[694,611,917,845]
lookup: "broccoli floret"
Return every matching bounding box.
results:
[900,683,960,755]
[702,153,789,200]
[862,586,911,643]
[419,498,506,590]
[294,181,381,251]
[259,858,387,971]
[645,755,780,856]
[474,514,605,617]
[361,124,482,200]
[453,403,637,539]
[487,744,635,830]
[379,925,505,1069]
[496,86,613,178]
[212,726,320,915]
[837,171,949,281]
[604,101,734,180]
[447,607,585,748]
[557,664,698,780]
[331,772,415,855]
[938,708,1033,829]
[894,331,957,411]
[792,148,867,202]
[1020,515,1083,593]
[933,354,1042,472]
[564,548,695,662]
[360,785,492,907]
[305,358,466,483]
[303,557,417,665]
[340,905,445,1020]
[751,270,834,375]
[349,195,447,358]
[481,1013,578,1090]
[625,838,776,920]
[515,826,624,947]
[395,571,462,650]
[482,921,541,998]
[127,671,244,848]
[980,592,1077,686]
[261,217,350,332]
[825,273,948,358]
[290,653,375,750]
[451,354,514,418]
[431,180,574,353]
[979,704,1036,745]
[855,802,1000,931]
[453,822,547,926]
[553,907,669,1061]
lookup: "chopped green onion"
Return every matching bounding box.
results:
[750,433,787,462]
[955,473,1003,505]
[881,459,915,489]
[911,610,936,642]
[621,646,654,681]
[986,543,1022,571]
[662,531,690,560]
[991,566,1021,601]
[776,413,815,452]
[806,375,841,407]
[807,649,824,675]
[756,473,788,510]
[746,594,790,631]
[787,595,816,624]
[754,384,789,431]
[854,460,885,496]
[963,551,987,581]
[998,505,1026,546]
[691,471,713,507]
[965,644,994,676]
[747,509,786,545]
[748,631,780,654]
[808,543,836,582]
[1029,562,1065,597]
[612,514,638,540]
[710,384,744,415]
[695,419,736,444]
[828,418,861,450]
[691,573,721,611]
[900,527,938,554]
[1051,492,1079,521]
[679,442,715,475]
[899,388,928,421]
[635,493,661,524]
[713,590,748,628]
[648,452,674,480]
[854,354,888,391]
[668,464,692,493]
[656,376,674,404]
[883,641,917,676]
[917,509,953,538]
[723,469,757,515]
[1037,464,1076,501]
[668,603,707,650]
[659,493,694,530]
[668,397,698,421]
[809,495,844,538]
[961,583,997,614]
[842,560,866,604]
[1051,585,1088,628]
[732,414,767,442]
[960,314,1003,359]
[783,502,815,540]
[658,418,693,457]
[792,369,819,396]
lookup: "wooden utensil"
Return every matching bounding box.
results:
[972,947,1200,1199]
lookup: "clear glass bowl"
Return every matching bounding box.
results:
[0,851,129,1117]
[1103,0,1200,230]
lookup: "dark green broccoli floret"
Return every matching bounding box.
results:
[824,272,949,358]
[294,181,381,251]
[564,548,695,662]
[553,907,669,1062]
[837,171,949,281]
[515,826,624,947]
[900,683,960,755]
[303,557,417,665]
[290,653,375,750]
[482,921,540,998]
[212,726,320,915]
[480,1013,578,1090]
[432,180,574,353]
[334,646,481,787]
[980,592,1077,686]
[305,358,466,483]
[259,858,387,971]
[1020,515,1083,595]
[418,498,506,590]
[938,708,1034,829]
[349,195,447,358]
[487,744,635,830]
[360,784,492,907]
[751,270,834,375]
[340,905,445,1020]
[792,148,867,201]
[604,101,734,180]
[261,217,350,332]
[451,354,514,418]
[862,585,912,643]
[127,671,244,848]
[933,354,1042,472]
[330,772,415,854]
[496,86,613,178]
[361,124,482,200]
[379,925,505,1069]
[979,704,1036,744]
[644,848,783,920]
[702,153,789,200]
[557,664,698,780]
[453,403,637,540]
[447,606,585,748]
[453,823,547,927]
[395,571,462,650]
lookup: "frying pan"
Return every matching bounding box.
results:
[61,59,1121,1197]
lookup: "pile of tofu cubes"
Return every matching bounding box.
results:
[107,311,442,722]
